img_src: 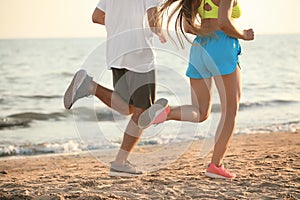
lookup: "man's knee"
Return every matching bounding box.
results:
[131,107,146,123]
[118,109,131,116]
[118,106,134,116]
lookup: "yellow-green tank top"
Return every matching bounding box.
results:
[198,0,242,19]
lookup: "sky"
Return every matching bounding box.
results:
[0,0,300,39]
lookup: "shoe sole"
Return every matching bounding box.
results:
[63,70,87,109]
[205,171,233,179]
[108,171,143,177]
[138,98,168,129]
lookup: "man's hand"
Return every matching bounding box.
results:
[157,32,167,43]
[92,8,105,25]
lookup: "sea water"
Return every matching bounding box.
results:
[0,34,299,157]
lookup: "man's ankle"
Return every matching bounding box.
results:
[89,81,97,95]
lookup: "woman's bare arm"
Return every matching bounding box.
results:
[218,0,254,40]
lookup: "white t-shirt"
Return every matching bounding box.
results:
[97,0,161,73]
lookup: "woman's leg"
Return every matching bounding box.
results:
[167,78,213,122]
[211,67,241,166]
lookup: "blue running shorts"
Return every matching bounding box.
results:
[186,31,241,79]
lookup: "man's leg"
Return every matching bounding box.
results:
[64,69,133,115]
[91,81,134,115]
[114,107,145,164]
[111,70,155,174]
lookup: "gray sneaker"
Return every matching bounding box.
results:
[63,69,92,109]
[109,160,143,177]
[138,98,169,129]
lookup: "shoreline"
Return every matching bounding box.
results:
[0,131,299,199]
[1,124,299,160]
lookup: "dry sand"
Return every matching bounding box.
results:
[0,131,299,199]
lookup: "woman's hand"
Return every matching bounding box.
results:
[242,29,254,41]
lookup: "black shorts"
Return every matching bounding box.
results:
[112,68,156,109]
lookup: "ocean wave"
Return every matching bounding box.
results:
[17,95,62,99]
[237,120,300,134]
[186,99,298,113]
[0,135,188,158]
[1,120,299,158]
[61,71,76,77]
[7,112,68,121]
[1,108,121,130]
[239,99,298,110]
[0,140,83,157]
[0,117,31,130]
[72,107,127,122]
[3,99,296,126]
[0,140,121,158]
[0,112,70,130]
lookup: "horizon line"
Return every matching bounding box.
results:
[1,32,300,40]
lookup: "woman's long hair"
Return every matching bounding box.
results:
[157,0,204,48]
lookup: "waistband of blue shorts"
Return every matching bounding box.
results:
[196,30,226,39]
[195,30,237,44]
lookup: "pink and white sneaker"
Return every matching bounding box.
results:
[205,163,236,179]
[138,98,170,129]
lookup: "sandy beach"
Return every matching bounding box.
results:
[0,131,299,199]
